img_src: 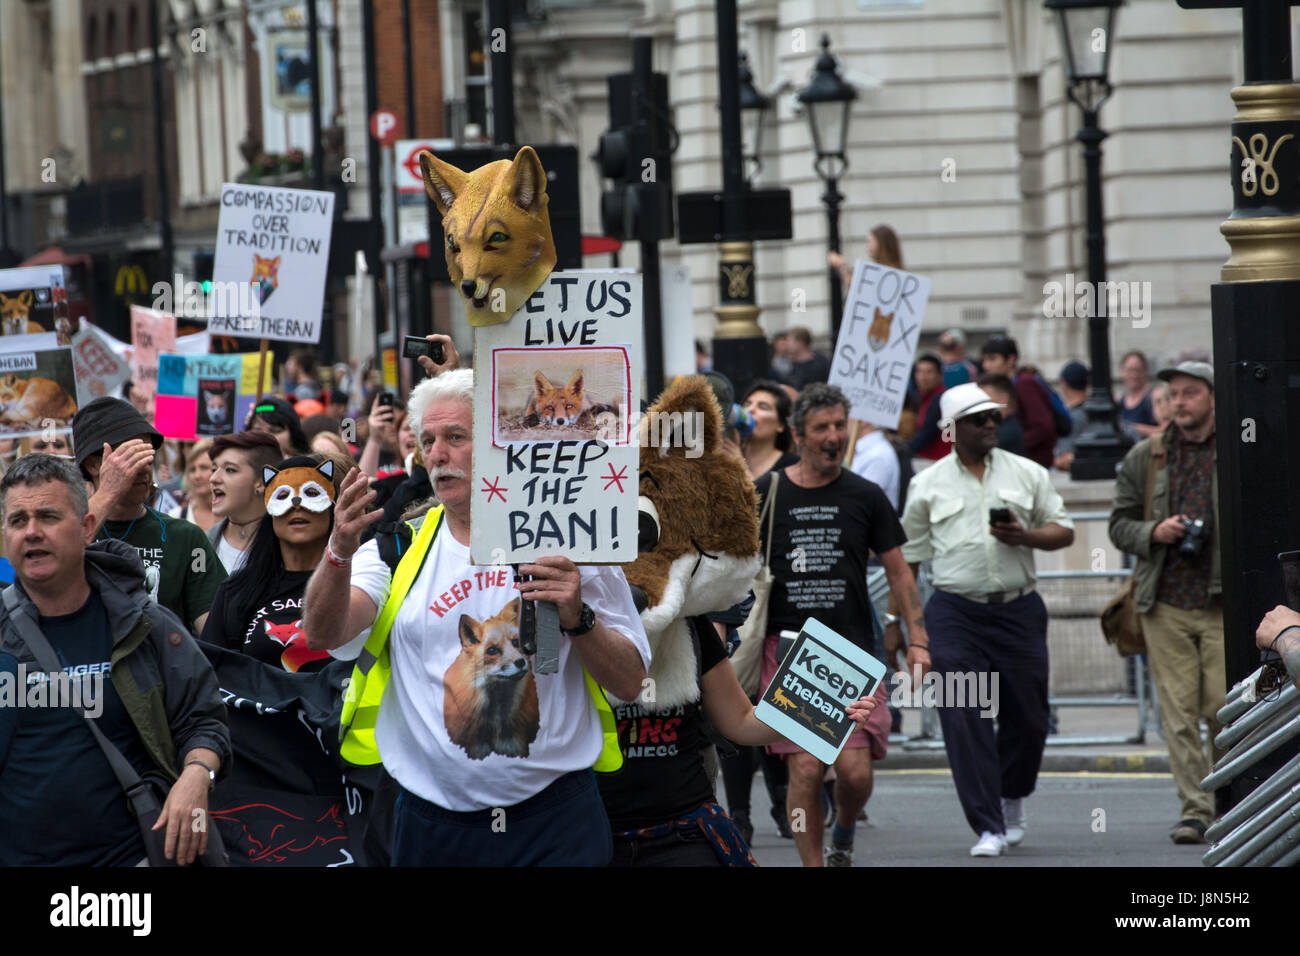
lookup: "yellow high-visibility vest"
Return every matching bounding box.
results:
[338,506,622,773]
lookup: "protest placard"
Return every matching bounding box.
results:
[0,338,80,439]
[130,305,176,405]
[211,182,335,344]
[70,324,130,405]
[827,260,931,430]
[470,270,641,565]
[154,352,274,441]
[755,617,888,766]
[0,265,75,344]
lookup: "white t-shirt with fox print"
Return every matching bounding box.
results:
[338,527,651,812]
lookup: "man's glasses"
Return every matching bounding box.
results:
[964,410,1003,427]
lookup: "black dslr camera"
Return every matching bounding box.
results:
[1178,516,1210,557]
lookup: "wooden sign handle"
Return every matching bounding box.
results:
[255,338,269,402]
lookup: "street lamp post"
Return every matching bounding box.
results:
[1046,0,1130,481]
[798,36,856,344]
[739,52,770,183]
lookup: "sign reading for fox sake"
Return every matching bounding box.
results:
[471,270,641,565]
[211,182,335,344]
[755,618,888,766]
[827,260,931,431]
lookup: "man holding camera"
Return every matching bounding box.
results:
[1108,360,1222,845]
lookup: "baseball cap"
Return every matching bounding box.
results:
[939,382,1005,427]
[71,397,164,478]
[1060,360,1090,391]
[1157,360,1214,391]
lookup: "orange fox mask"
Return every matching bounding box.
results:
[419,145,557,326]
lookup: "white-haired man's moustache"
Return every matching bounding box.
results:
[431,467,466,481]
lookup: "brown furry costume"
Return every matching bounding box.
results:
[614,376,761,709]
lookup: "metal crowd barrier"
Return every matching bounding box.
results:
[1203,665,1300,866]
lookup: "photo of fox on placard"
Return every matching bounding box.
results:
[491,346,630,446]
[0,345,79,438]
[0,266,76,344]
[196,378,237,437]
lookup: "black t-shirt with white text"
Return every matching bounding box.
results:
[598,618,728,831]
[755,467,905,649]
[202,568,332,673]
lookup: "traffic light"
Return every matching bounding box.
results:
[593,71,674,243]
[193,250,215,294]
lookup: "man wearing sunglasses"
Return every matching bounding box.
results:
[897,383,1074,858]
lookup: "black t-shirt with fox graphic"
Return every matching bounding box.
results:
[201,568,332,673]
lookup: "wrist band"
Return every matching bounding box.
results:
[1270,625,1300,653]
[184,759,215,775]
[326,542,352,568]
[910,644,930,652]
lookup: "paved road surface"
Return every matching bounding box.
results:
[738,768,1207,867]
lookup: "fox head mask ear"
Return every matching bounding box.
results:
[419,145,557,327]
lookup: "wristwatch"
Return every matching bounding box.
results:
[185,759,216,791]
[566,603,597,637]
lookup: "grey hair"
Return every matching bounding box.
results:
[407,368,474,434]
[1,453,90,518]
[791,382,850,436]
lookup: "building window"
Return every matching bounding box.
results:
[126,5,138,54]
[463,8,488,135]
[105,10,117,57]
[85,14,98,61]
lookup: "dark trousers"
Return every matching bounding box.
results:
[609,827,723,867]
[392,770,613,866]
[926,589,1050,837]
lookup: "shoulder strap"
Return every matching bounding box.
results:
[1,586,154,809]
[759,472,779,569]
[1143,432,1163,520]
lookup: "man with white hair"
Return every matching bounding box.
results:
[898,383,1074,857]
[302,367,650,866]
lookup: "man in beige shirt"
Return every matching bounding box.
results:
[899,383,1074,857]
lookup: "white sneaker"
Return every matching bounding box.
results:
[970,831,1007,857]
[1003,797,1026,846]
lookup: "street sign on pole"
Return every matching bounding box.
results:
[370,109,400,147]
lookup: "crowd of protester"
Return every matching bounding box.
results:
[0,231,1256,866]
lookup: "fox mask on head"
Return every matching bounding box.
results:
[419,145,557,326]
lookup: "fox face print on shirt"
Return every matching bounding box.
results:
[342,525,651,812]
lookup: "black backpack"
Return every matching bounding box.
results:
[889,436,914,516]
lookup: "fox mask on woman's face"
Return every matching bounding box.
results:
[419,145,557,327]
[264,459,337,516]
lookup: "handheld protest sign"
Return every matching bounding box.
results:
[755,617,888,766]
[154,352,275,441]
[470,270,641,565]
[827,261,931,431]
[420,145,557,327]
[211,182,335,344]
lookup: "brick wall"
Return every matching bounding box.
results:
[373,0,444,139]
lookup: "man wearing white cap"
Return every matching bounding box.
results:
[896,383,1075,857]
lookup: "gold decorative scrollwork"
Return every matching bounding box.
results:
[720,263,753,299]
[1232,132,1294,197]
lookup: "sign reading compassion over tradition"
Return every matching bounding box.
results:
[827,260,931,431]
[211,183,335,344]
[471,270,642,565]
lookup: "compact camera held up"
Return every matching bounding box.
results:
[1178,516,1210,557]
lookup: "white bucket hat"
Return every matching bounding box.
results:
[939,382,1006,428]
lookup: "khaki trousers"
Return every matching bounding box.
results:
[1142,601,1226,824]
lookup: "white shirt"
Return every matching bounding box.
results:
[900,448,1073,597]
[215,528,249,574]
[339,527,651,811]
[850,429,900,511]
